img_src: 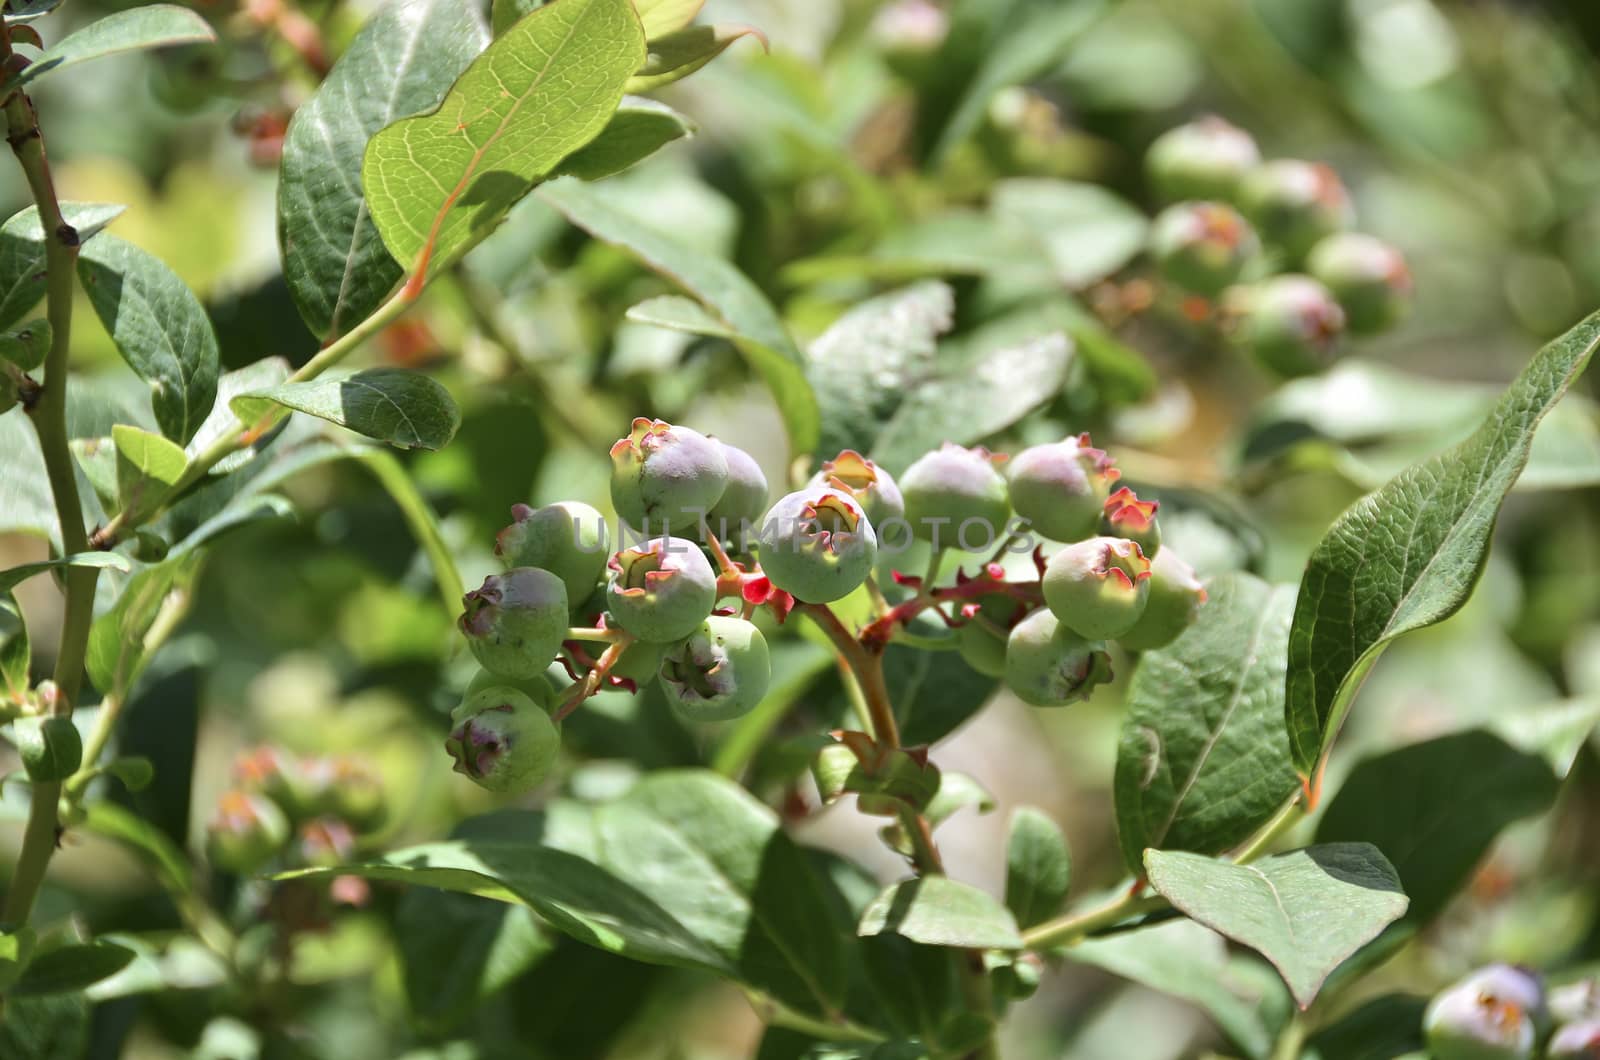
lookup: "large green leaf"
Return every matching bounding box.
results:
[554,97,694,182]
[0,992,88,1060]
[279,0,489,338]
[362,0,643,282]
[84,553,203,697]
[0,203,124,330]
[1285,310,1600,775]
[858,876,1023,950]
[1144,844,1409,1008]
[1314,728,1566,924]
[1114,574,1300,874]
[990,179,1148,290]
[807,282,952,459]
[10,942,136,998]
[540,176,820,453]
[1,6,214,93]
[230,367,460,451]
[2,1,65,26]
[1004,808,1071,929]
[77,234,219,444]
[395,888,552,1031]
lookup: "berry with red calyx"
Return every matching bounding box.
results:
[808,449,905,529]
[900,444,1010,546]
[606,639,667,690]
[495,501,608,608]
[1042,537,1153,640]
[1239,159,1354,262]
[1234,274,1347,378]
[1149,201,1260,296]
[957,593,1027,678]
[705,439,769,540]
[609,418,728,534]
[758,487,878,603]
[1146,116,1262,205]
[1004,609,1114,707]
[1306,232,1413,335]
[459,568,569,679]
[1117,547,1207,651]
[313,756,386,832]
[206,790,291,873]
[605,537,718,643]
[659,616,772,722]
[1007,434,1120,544]
[463,668,557,717]
[445,687,561,794]
[1099,487,1161,558]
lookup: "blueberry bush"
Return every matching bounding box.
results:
[1,0,1599,1057]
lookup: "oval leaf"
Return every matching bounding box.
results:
[362,0,645,283]
[231,368,460,451]
[625,23,765,93]
[540,176,820,453]
[1285,310,1600,777]
[0,552,131,595]
[859,876,1023,950]
[1004,807,1072,930]
[77,234,219,444]
[555,97,694,182]
[3,6,215,93]
[1143,844,1409,1009]
[10,942,136,998]
[0,202,124,331]
[1114,573,1300,874]
[279,0,489,338]
[111,424,188,525]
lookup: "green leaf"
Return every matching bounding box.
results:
[625,23,764,93]
[554,97,694,182]
[279,0,489,338]
[1004,808,1071,929]
[105,756,155,792]
[990,179,1148,289]
[1143,844,1409,1008]
[187,357,292,475]
[77,234,220,444]
[636,0,702,38]
[540,176,820,452]
[1069,919,1288,1060]
[807,282,953,460]
[490,0,542,36]
[0,992,88,1060]
[1,1,65,26]
[2,6,215,93]
[230,367,460,451]
[396,888,553,1032]
[0,320,49,372]
[0,203,124,331]
[0,552,131,595]
[1314,729,1561,924]
[884,641,1000,746]
[362,0,644,282]
[1302,993,1427,1060]
[871,331,1073,472]
[858,876,1023,950]
[85,553,203,697]
[0,927,35,992]
[1285,310,1600,776]
[10,942,136,998]
[925,772,995,828]
[111,424,189,525]
[82,803,192,896]
[1114,573,1300,874]
[0,591,27,701]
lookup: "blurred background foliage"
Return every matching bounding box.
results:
[3,0,1600,1056]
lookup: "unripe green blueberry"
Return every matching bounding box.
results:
[900,444,1010,546]
[462,668,557,717]
[659,616,772,722]
[1042,537,1153,640]
[1424,968,1542,1060]
[1239,160,1354,262]
[758,487,878,603]
[1149,201,1260,296]
[605,537,718,642]
[1146,116,1262,204]
[1007,434,1120,543]
[1004,609,1114,707]
[609,418,728,534]
[1099,487,1161,558]
[459,568,569,680]
[1117,547,1207,652]
[957,594,1026,678]
[1548,1020,1600,1059]
[1235,275,1347,378]
[704,439,769,539]
[320,757,386,833]
[808,449,905,529]
[495,501,608,607]
[14,714,82,782]
[606,639,667,690]
[1306,232,1413,335]
[206,790,291,873]
[445,687,561,794]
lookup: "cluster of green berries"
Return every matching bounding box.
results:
[450,420,1210,794]
[1145,116,1413,376]
[204,747,385,874]
[1425,964,1600,1060]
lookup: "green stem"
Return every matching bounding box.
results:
[1021,892,1170,952]
[1270,1011,1308,1060]
[1232,792,1306,865]
[2,16,94,928]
